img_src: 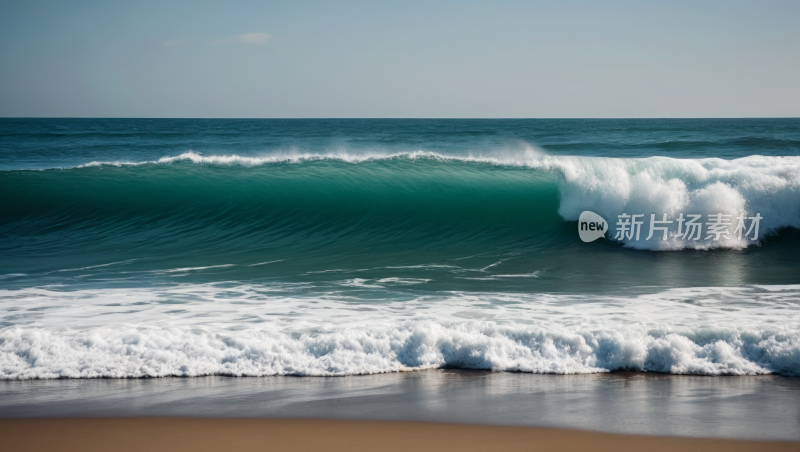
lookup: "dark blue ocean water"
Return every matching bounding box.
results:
[0,118,799,379]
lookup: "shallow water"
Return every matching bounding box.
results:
[1,370,799,441]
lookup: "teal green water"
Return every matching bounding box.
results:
[1,119,799,378]
[2,153,799,294]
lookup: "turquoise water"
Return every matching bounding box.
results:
[1,119,799,378]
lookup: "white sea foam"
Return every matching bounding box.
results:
[4,321,796,379]
[54,259,139,273]
[158,264,236,273]
[1,284,799,379]
[529,153,800,250]
[248,260,285,267]
[77,150,443,168]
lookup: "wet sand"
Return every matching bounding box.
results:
[2,370,800,441]
[1,418,797,452]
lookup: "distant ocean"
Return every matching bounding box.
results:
[1,118,799,379]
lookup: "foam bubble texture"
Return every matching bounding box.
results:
[2,321,798,379]
[530,153,800,249]
[2,282,799,379]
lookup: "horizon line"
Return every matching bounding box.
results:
[1,116,799,120]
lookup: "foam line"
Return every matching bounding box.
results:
[1,321,797,379]
[1,284,799,379]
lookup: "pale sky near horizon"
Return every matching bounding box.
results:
[1,0,798,118]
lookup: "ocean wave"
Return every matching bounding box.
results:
[534,153,800,250]
[1,284,799,379]
[1,321,798,379]
[2,150,799,253]
[75,150,463,168]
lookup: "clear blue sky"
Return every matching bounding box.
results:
[1,0,798,117]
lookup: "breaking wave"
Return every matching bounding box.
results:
[2,321,799,379]
[2,284,799,379]
[2,150,799,257]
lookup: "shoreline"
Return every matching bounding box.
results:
[3,370,799,441]
[1,369,797,383]
[1,418,797,452]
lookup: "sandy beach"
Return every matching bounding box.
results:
[1,418,797,452]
